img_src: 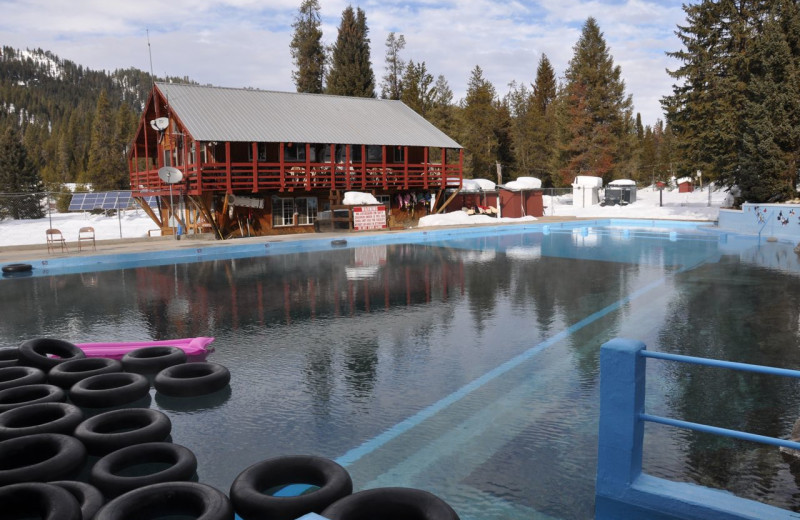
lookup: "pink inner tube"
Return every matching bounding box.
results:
[75,338,215,359]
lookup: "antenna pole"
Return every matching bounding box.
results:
[147,28,155,89]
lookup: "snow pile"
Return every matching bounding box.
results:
[461,178,496,191]
[504,176,542,191]
[342,192,379,205]
[573,175,603,187]
[608,179,636,186]
[418,212,536,227]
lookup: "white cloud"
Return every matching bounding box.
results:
[1,0,688,124]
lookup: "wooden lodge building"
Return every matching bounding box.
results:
[129,83,464,238]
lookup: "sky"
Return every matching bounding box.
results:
[0,0,687,126]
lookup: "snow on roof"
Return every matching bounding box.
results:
[676,177,693,184]
[503,176,542,191]
[573,176,603,187]
[342,192,380,205]
[461,178,496,192]
[608,179,636,186]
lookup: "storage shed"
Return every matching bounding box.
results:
[443,178,499,214]
[603,179,637,205]
[572,176,603,208]
[499,177,544,218]
[677,177,694,193]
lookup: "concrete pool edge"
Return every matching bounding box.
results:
[1,219,730,278]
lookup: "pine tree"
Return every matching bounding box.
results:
[428,74,455,137]
[290,0,325,94]
[112,103,137,189]
[87,91,119,190]
[0,123,44,219]
[664,0,800,202]
[459,66,499,178]
[325,6,376,97]
[739,6,800,202]
[560,18,633,184]
[400,60,434,116]
[380,32,405,100]
[529,54,558,185]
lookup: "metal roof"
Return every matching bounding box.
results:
[156,83,462,149]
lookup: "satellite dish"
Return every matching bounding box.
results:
[158,166,183,184]
[149,117,169,132]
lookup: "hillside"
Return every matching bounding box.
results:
[0,46,193,190]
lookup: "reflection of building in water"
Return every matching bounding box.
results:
[131,245,470,331]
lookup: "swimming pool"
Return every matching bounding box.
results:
[2,221,800,518]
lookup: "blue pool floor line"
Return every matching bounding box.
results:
[334,258,705,470]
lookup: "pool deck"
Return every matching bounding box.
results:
[0,216,584,265]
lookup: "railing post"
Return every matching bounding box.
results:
[597,338,646,499]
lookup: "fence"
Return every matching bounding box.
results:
[0,191,159,247]
[596,338,800,520]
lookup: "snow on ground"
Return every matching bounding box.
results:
[419,185,729,227]
[0,185,729,247]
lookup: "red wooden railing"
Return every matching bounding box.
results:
[131,161,462,197]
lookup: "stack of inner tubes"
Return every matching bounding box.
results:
[0,336,236,520]
[0,336,461,520]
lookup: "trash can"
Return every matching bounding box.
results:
[603,180,637,206]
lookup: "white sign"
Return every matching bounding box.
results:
[352,205,387,231]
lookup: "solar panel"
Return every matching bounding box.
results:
[68,191,160,211]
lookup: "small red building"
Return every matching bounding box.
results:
[498,189,544,218]
[128,83,463,237]
[677,177,694,193]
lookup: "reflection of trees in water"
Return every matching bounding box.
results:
[0,269,141,342]
[657,260,800,508]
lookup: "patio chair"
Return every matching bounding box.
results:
[46,228,68,253]
[78,226,95,251]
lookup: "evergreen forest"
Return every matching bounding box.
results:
[1,0,799,216]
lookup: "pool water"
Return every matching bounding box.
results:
[3,224,800,519]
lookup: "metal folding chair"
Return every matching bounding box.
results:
[46,228,68,253]
[78,226,96,251]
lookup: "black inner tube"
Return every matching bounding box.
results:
[2,263,33,273]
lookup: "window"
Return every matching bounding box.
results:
[366,145,382,162]
[248,143,268,162]
[393,146,405,163]
[295,197,318,225]
[375,195,391,206]
[272,197,294,227]
[284,143,306,162]
[351,145,362,163]
[272,196,318,227]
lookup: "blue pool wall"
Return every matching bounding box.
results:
[3,219,717,278]
[596,338,800,520]
[718,203,800,243]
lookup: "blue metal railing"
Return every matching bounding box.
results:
[640,350,800,453]
[596,339,800,520]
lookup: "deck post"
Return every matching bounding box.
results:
[196,142,203,192]
[305,143,311,190]
[382,145,388,189]
[252,142,258,193]
[329,144,336,189]
[441,148,446,188]
[423,147,429,189]
[596,339,646,509]
[458,148,464,186]
[361,145,366,189]
[279,142,285,192]
[225,142,232,193]
[403,146,409,190]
